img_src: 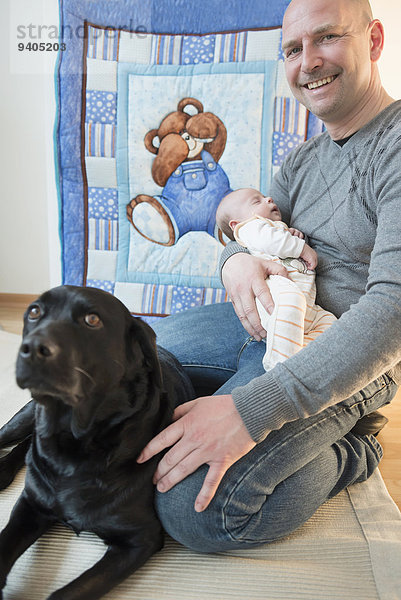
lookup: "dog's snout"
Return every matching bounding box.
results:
[19,337,59,362]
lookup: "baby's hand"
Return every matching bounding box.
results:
[289,227,304,239]
[300,243,318,270]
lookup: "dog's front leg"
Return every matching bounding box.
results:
[0,437,31,490]
[0,493,54,592]
[0,400,35,448]
[47,538,163,600]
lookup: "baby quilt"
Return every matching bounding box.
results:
[55,0,323,319]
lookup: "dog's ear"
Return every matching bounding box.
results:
[128,317,163,389]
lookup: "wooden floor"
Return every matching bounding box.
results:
[0,294,400,511]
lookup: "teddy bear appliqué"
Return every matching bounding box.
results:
[126,97,232,246]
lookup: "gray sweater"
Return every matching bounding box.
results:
[221,101,401,442]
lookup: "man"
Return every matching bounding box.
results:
[138,0,401,552]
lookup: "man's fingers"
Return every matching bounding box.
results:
[194,463,227,512]
[253,281,274,317]
[231,282,268,340]
[137,420,183,463]
[233,298,264,341]
[229,259,290,340]
[155,447,202,493]
[172,400,196,421]
[254,262,288,316]
[152,435,197,484]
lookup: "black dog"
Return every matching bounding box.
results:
[0,285,194,600]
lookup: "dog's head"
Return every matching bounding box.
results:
[16,286,163,437]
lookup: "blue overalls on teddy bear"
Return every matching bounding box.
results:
[158,150,231,241]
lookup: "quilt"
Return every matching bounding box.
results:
[55,0,323,318]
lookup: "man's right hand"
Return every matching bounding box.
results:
[221,253,289,340]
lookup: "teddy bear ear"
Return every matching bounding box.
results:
[177,97,204,116]
[144,129,161,155]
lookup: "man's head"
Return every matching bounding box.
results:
[216,189,282,240]
[282,0,390,136]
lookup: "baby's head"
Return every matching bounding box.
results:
[216,188,282,240]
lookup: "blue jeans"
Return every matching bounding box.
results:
[152,302,397,552]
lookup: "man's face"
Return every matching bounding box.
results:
[282,0,373,126]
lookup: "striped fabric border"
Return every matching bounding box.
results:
[216,31,248,62]
[151,35,183,64]
[140,284,173,316]
[87,27,120,61]
[88,218,118,251]
[274,97,308,136]
[150,31,250,65]
[113,282,229,316]
[140,284,229,316]
[85,123,116,158]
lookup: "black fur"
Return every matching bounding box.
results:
[0,285,194,600]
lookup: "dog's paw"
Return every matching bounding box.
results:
[0,464,15,490]
[0,454,20,490]
[47,588,72,600]
[0,440,29,490]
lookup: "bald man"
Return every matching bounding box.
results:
[139,0,401,552]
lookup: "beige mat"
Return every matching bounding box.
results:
[1,330,401,600]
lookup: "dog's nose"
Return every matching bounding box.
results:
[19,337,59,361]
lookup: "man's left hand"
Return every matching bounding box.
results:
[137,395,256,512]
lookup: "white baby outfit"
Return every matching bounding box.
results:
[234,215,336,370]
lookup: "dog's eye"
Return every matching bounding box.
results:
[27,305,41,321]
[84,313,102,328]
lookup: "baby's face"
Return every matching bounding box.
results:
[233,189,282,222]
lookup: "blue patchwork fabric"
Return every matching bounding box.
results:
[273,132,305,166]
[56,0,323,317]
[182,36,216,64]
[86,279,115,294]
[86,92,117,124]
[88,188,118,220]
[171,287,205,313]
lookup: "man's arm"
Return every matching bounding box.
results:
[228,138,401,441]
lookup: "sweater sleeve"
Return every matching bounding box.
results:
[232,133,401,442]
[218,241,250,283]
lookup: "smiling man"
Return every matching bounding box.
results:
[281,0,392,137]
[138,0,401,553]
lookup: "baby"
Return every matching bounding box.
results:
[216,188,336,370]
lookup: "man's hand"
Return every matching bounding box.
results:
[222,253,289,340]
[137,395,256,512]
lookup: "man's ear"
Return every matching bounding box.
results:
[369,19,385,62]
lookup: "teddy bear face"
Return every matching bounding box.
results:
[144,98,227,187]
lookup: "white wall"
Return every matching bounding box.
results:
[0,0,400,294]
[370,0,401,99]
[1,0,60,294]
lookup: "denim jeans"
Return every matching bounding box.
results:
[152,302,398,552]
